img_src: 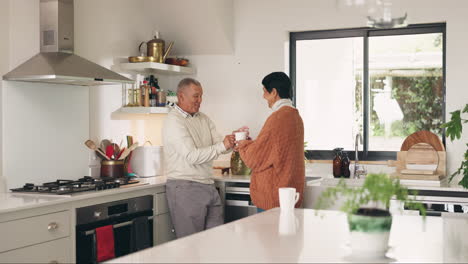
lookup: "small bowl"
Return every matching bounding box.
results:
[164,58,189,66]
[177,58,189,66]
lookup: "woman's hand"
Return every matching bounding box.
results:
[233,139,249,152]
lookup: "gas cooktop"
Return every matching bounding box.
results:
[10,176,139,195]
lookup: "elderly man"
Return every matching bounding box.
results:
[163,78,235,238]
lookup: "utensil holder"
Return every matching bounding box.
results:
[101,160,125,179]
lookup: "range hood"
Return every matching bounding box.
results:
[3,0,133,86]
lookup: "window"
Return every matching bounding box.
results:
[290,24,445,160]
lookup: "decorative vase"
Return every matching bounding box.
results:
[230,151,251,175]
[347,208,392,257]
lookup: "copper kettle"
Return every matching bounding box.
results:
[139,31,174,63]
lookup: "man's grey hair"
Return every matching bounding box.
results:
[177,78,201,94]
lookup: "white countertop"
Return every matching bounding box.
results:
[0,177,167,214]
[2,173,467,215]
[211,174,251,182]
[0,175,247,214]
[109,208,468,263]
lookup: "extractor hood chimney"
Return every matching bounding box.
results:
[3,0,133,86]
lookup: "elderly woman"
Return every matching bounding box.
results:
[237,72,305,211]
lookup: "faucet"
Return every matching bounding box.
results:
[353,133,366,179]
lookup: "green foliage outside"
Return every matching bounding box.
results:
[315,173,426,216]
[370,73,443,138]
[442,104,468,188]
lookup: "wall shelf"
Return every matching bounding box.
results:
[119,106,169,114]
[120,62,195,75]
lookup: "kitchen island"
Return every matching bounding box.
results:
[108,207,468,263]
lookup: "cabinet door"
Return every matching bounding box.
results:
[155,192,169,215]
[154,213,176,245]
[0,210,70,253]
[0,237,71,264]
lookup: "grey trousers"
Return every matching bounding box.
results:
[166,179,224,238]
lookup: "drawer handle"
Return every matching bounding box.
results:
[171,228,175,233]
[48,222,59,231]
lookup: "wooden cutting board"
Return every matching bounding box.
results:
[393,150,446,180]
[400,130,445,151]
[404,143,439,172]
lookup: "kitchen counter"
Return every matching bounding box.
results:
[5,172,467,214]
[0,177,167,214]
[0,174,250,214]
[108,208,468,263]
[211,174,251,182]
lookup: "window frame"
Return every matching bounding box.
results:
[290,23,446,161]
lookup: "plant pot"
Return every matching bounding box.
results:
[348,208,392,257]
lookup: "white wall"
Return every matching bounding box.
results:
[1,0,89,189]
[0,0,10,180]
[73,0,468,183]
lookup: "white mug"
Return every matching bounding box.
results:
[279,187,300,212]
[234,131,247,141]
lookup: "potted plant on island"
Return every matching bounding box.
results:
[315,173,426,257]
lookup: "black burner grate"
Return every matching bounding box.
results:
[10,177,138,195]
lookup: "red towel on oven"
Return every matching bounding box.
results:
[95,225,115,262]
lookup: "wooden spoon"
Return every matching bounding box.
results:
[85,140,110,160]
[100,139,112,152]
[118,142,139,160]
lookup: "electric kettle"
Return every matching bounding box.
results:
[139,31,174,63]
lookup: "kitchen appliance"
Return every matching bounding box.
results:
[2,0,133,86]
[401,189,468,217]
[10,176,141,195]
[139,31,174,63]
[76,195,153,263]
[130,145,163,177]
[224,182,257,223]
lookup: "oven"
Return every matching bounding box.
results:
[76,195,153,263]
[224,182,258,223]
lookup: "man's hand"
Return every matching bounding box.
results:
[223,135,236,150]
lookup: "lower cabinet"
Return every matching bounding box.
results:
[0,210,71,263]
[0,237,71,263]
[154,191,176,245]
[154,213,176,245]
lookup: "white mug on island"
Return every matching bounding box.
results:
[279,187,300,213]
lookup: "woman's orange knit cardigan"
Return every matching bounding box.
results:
[239,106,305,210]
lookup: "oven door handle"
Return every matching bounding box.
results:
[82,216,154,236]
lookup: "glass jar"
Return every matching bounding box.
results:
[341,151,350,178]
[134,89,141,106]
[332,148,343,178]
[127,89,135,106]
[230,151,251,175]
